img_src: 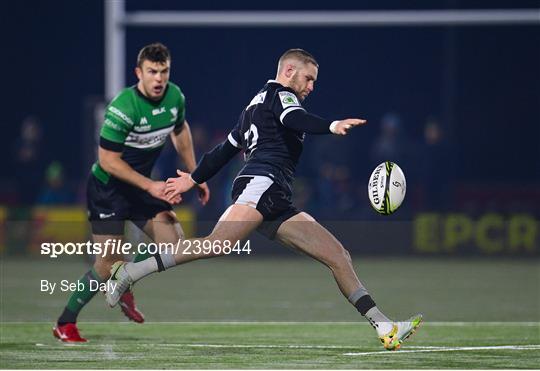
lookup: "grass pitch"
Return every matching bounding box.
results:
[1,257,539,368]
[2,322,539,368]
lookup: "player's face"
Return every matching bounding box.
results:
[135,60,171,100]
[290,62,318,101]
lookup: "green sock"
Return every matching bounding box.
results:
[133,249,153,263]
[57,267,105,324]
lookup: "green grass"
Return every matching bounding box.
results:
[1,322,539,368]
[1,257,539,368]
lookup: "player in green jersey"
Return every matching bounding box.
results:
[53,43,210,342]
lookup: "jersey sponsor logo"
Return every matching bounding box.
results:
[134,117,151,132]
[152,107,166,116]
[108,106,134,126]
[278,91,300,108]
[134,124,151,132]
[125,126,175,149]
[99,212,116,219]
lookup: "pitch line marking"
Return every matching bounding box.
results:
[344,344,540,356]
[36,343,540,353]
[159,343,358,349]
[35,343,360,350]
[9,321,540,326]
[153,344,540,352]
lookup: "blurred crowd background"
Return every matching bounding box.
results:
[3,0,539,255]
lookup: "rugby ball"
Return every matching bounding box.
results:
[368,161,406,215]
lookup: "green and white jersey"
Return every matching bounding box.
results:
[92,82,185,184]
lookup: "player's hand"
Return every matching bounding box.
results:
[196,182,210,206]
[330,118,367,135]
[148,180,182,205]
[165,170,196,202]
[167,193,182,205]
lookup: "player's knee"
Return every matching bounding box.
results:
[342,247,352,264]
[207,231,240,246]
[325,244,352,270]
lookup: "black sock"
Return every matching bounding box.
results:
[57,308,78,325]
[354,294,376,316]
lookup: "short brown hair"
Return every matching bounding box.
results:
[137,43,171,67]
[278,48,319,68]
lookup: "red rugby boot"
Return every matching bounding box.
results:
[119,291,145,323]
[53,323,87,343]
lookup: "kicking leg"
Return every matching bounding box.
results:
[275,212,422,350]
[276,212,361,297]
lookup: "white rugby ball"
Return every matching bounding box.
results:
[368,161,406,215]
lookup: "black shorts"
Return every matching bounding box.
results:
[87,174,172,235]
[231,175,300,239]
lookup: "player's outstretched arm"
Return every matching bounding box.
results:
[329,118,367,135]
[282,109,366,135]
[165,137,241,202]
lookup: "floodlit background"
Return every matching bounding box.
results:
[1,1,539,324]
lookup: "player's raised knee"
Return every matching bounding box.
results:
[324,244,352,270]
[341,246,352,264]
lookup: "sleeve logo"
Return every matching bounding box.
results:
[108,106,134,126]
[170,107,178,122]
[278,91,300,109]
